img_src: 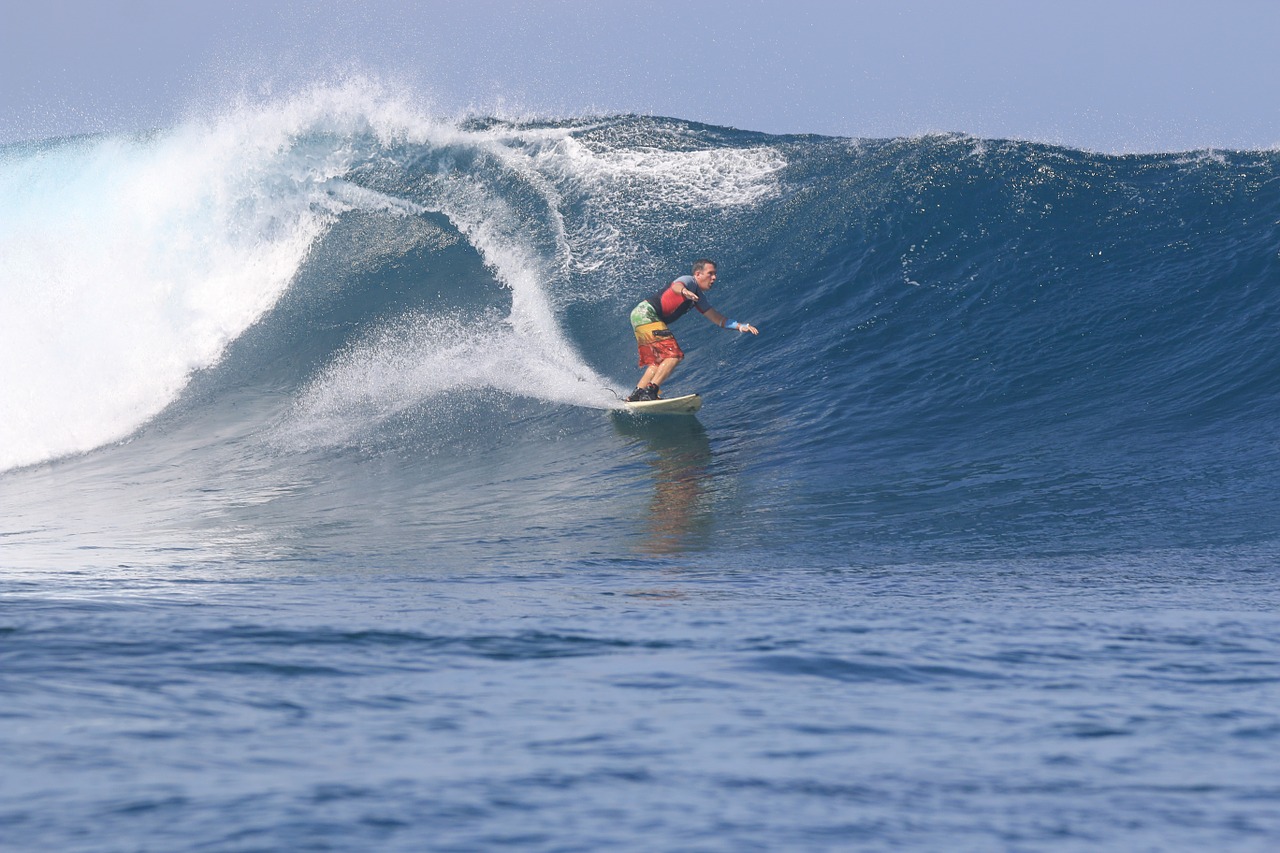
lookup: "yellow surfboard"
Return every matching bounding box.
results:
[622,393,702,415]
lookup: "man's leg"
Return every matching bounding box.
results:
[648,356,681,389]
[630,357,678,400]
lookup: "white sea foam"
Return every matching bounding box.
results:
[0,83,429,471]
[518,129,787,275]
[279,311,615,451]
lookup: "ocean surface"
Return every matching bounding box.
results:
[4,85,1280,851]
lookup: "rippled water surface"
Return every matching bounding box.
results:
[6,547,1280,851]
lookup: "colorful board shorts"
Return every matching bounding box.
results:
[630,302,684,367]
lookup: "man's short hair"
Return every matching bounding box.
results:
[692,258,717,274]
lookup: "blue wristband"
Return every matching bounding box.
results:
[726,320,740,330]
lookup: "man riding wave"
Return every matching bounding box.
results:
[626,258,759,402]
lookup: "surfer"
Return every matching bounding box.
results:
[626,259,759,402]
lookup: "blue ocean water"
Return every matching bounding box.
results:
[4,87,1280,850]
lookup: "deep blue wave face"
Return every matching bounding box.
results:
[713,136,1280,557]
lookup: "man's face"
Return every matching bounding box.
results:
[693,265,717,289]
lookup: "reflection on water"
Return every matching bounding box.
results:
[611,413,714,555]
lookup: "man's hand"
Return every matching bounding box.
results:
[738,323,758,335]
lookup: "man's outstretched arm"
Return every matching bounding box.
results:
[703,307,758,334]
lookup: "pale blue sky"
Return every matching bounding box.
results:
[3,0,1277,152]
